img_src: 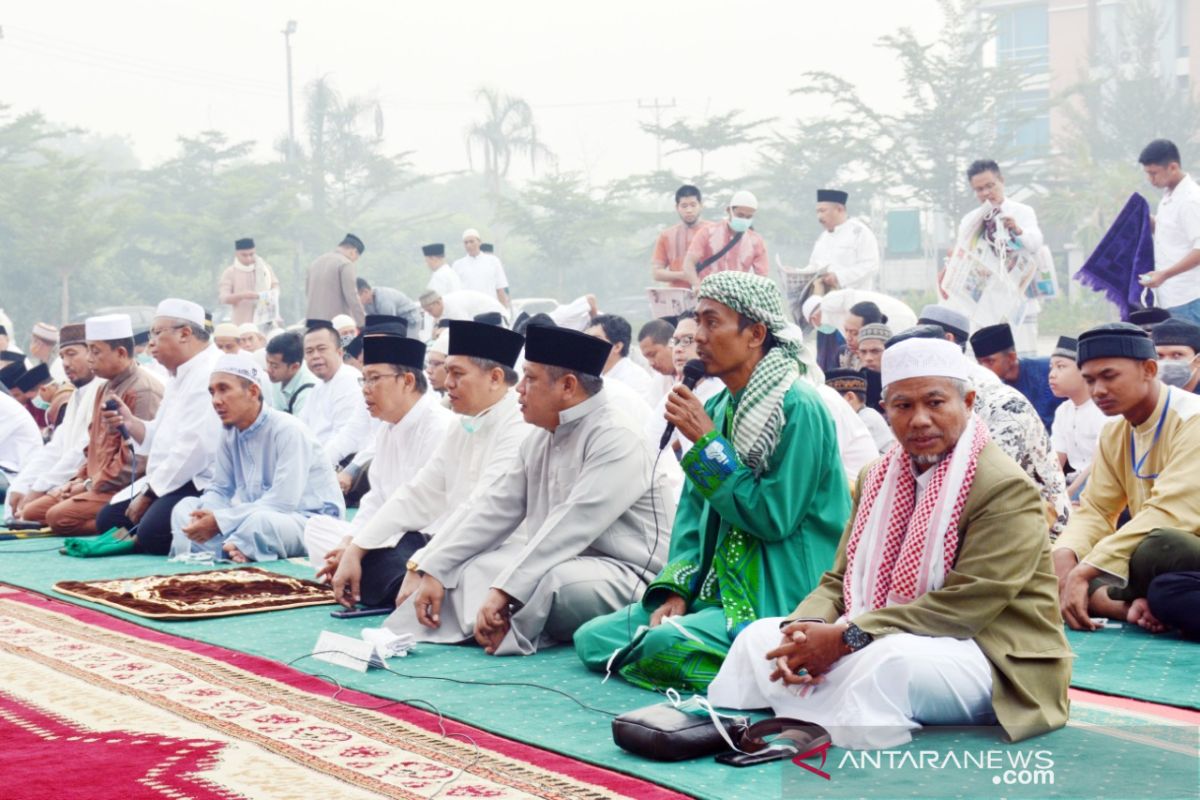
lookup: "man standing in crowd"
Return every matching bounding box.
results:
[95,300,221,555]
[651,185,711,288]
[970,322,1061,431]
[681,190,768,286]
[1137,140,1200,325]
[423,243,462,296]
[356,278,422,336]
[218,238,279,326]
[265,331,316,415]
[453,229,510,309]
[810,189,880,291]
[169,353,343,562]
[1055,323,1200,631]
[306,233,366,327]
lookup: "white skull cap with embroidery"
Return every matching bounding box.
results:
[212,352,269,394]
[728,190,758,210]
[155,298,206,327]
[881,337,970,388]
[462,228,481,241]
[85,313,134,341]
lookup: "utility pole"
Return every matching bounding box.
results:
[283,20,297,163]
[638,97,676,171]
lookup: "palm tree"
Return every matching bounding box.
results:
[466,87,554,195]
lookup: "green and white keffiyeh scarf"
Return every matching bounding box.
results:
[697,271,819,474]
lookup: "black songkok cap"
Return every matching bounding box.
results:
[362,333,426,370]
[14,362,50,392]
[364,315,409,338]
[340,233,365,254]
[480,243,495,253]
[1077,322,1157,366]
[421,243,445,257]
[473,311,505,327]
[1052,336,1078,360]
[447,320,525,368]
[1151,318,1200,352]
[969,323,1015,358]
[825,368,868,394]
[133,329,151,346]
[817,189,849,205]
[0,324,6,336]
[345,335,364,359]
[0,349,23,364]
[0,361,26,388]
[523,324,610,377]
[235,238,255,250]
[1128,307,1172,330]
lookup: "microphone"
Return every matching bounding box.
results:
[659,359,707,449]
[104,398,132,441]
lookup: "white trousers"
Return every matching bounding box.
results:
[708,618,996,750]
[302,516,357,569]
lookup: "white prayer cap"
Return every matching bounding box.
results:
[331,314,356,331]
[462,228,481,241]
[31,322,59,343]
[728,190,758,210]
[236,322,259,337]
[801,296,822,323]
[214,322,240,338]
[155,298,205,327]
[881,337,969,388]
[429,330,450,356]
[85,313,133,341]
[212,352,268,393]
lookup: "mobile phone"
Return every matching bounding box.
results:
[329,606,392,619]
[715,747,793,767]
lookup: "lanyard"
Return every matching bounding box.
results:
[1130,389,1171,480]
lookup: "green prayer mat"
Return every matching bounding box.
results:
[0,543,1195,799]
[1066,624,1200,709]
[61,527,137,558]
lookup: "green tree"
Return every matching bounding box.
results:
[639,109,770,176]
[466,87,554,197]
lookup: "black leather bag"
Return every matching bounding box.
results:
[611,702,748,761]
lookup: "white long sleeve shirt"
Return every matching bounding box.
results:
[809,218,880,290]
[0,392,41,475]
[297,363,372,467]
[135,345,223,495]
[1153,174,1200,308]
[11,376,104,493]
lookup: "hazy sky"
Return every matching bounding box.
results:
[3,1,944,184]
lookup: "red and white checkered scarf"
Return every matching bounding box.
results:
[842,413,989,620]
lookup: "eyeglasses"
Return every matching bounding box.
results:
[360,373,401,388]
[670,336,696,347]
[148,324,186,339]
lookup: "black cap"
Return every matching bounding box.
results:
[0,350,23,364]
[421,243,445,257]
[0,324,6,336]
[480,243,495,253]
[340,233,365,254]
[1077,322,1157,366]
[0,361,26,389]
[1151,318,1200,352]
[345,334,364,359]
[133,329,150,346]
[362,333,426,370]
[825,368,868,393]
[523,325,610,376]
[447,320,525,367]
[473,311,505,327]
[363,314,408,338]
[969,323,1015,358]
[14,362,50,393]
[1128,307,1171,329]
[235,237,255,250]
[817,189,849,205]
[1052,336,1079,360]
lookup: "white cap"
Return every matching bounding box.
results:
[214,322,240,338]
[429,330,450,356]
[801,296,822,323]
[31,322,59,343]
[212,352,270,394]
[881,337,970,388]
[462,228,481,241]
[728,190,758,210]
[236,322,259,337]
[155,298,206,327]
[331,314,356,331]
[85,313,134,341]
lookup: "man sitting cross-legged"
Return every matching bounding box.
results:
[319,320,532,609]
[388,323,672,655]
[169,353,344,562]
[576,271,851,692]
[708,336,1071,750]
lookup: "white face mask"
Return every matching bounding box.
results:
[460,414,485,434]
[31,395,51,411]
[1158,359,1196,388]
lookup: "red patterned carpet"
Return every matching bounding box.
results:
[0,587,686,800]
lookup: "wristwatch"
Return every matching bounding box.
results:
[842,623,874,652]
[406,560,423,576]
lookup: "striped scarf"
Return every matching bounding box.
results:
[697,272,817,474]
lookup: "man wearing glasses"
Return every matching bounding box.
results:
[97,299,222,555]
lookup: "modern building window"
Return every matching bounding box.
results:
[994,2,1050,72]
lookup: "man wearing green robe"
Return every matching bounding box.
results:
[575,271,851,691]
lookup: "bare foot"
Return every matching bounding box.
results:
[1127,598,1167,633]
[1088,586,1129,622]
[223,542,249,563]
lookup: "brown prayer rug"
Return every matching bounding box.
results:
[53,566,336,619]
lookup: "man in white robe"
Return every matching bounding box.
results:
[452,228,510,308]
[169,353,343,562]
[423,243,462,296]
[297,320,372,469]
[809,188,880,291]
[586,314,661,409]
[322,321,532,608]
[388,324,673,655]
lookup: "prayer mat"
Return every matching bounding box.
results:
[1066,624,1200,710]
[53,567,338,619]
[0,525,54,540]
[1075,192,1155,319]
[0,587,686,800]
